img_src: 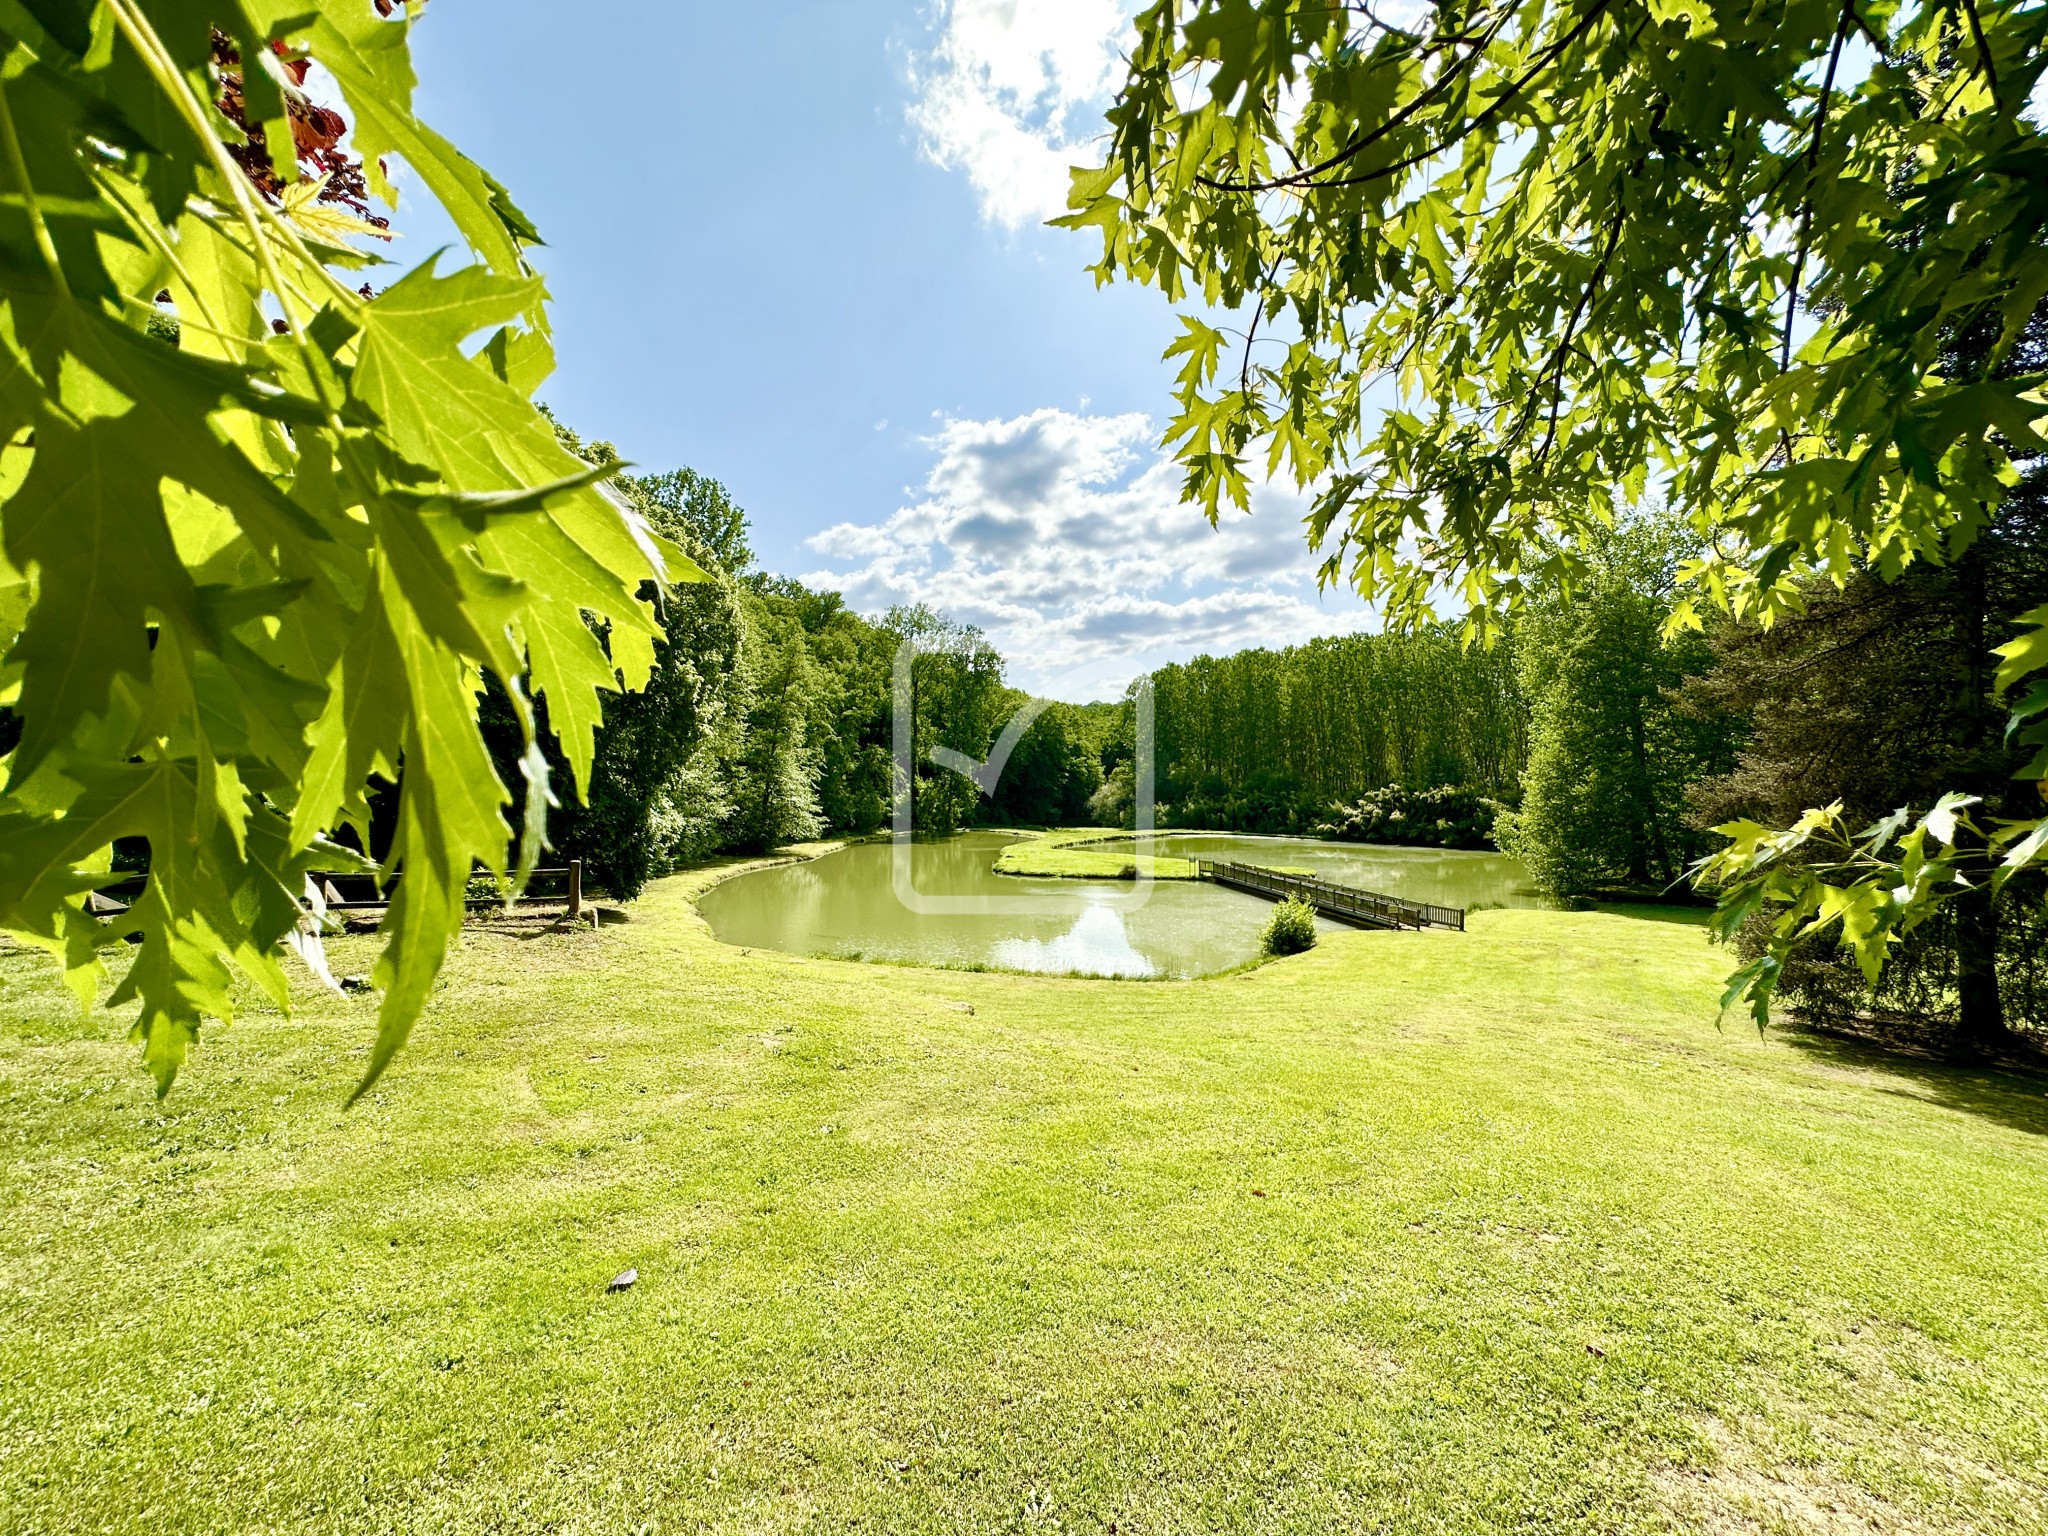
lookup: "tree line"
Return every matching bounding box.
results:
[467,422,1123,900]
[1136,631,1526,840]
[1117,492,2048,1052]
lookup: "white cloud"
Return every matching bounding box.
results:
[803,408,1373,698]
[908,0,1130,228]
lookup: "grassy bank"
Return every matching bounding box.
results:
[3,863,2047,1532]
[991,828,1318,882]
[991,826,1198,879]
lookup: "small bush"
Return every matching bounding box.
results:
[1262,897,1319,956]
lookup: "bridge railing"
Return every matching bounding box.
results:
[1196,859,1465,932]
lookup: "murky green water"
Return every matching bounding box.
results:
[696,830,1549,979]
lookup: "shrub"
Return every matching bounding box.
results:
[1316,784,1504,849]
[1262,898,1319,956]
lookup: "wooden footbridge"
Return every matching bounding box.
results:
[1194,859,1465,932]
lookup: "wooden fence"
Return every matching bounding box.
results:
[87,861,594,920]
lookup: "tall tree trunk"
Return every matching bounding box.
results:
[1949,547,2012,1060]
[1627,693,1668,886]
[1951,876,2008,1060]
[752,659,793,847]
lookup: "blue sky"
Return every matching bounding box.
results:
[394,1,1374,698]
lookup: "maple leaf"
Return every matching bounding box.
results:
[278,172,390,244]
[0,1,679,1100]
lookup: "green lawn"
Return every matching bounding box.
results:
[4,856,2047,1533]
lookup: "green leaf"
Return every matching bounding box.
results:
[1994,605,2048,693]
[351,584,511,1104]
[0,292,326,780]
[310,6,533,277]
[0,1,681,1100]
[351,255,661,788]
[479,322,555,397]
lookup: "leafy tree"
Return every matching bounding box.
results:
[1089,760,1138,828]
[0,4,699,1095]
[723,606,825,852]
[1500,520,1737,896]
[751,577,895,835]
[1686,473,2048,1051]
[624,467,754,575]
[1147,629,1526,832]
[886,604,1005,835]
[1067,0,2048,1010]
[648,745,737,865]
[986,697,1105,826]
[1086,691,1145,827]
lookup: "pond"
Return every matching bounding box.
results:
[695,830,1550,980]
[1101,833,1551,915]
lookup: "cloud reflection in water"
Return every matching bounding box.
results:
[989,902,1156,977]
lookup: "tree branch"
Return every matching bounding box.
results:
[1780,2,1855,374]
[1514,91,1667,460]
[1241,291,1266,400]
[1962,0,2006,116]
[1530,205,1627,462]
[1310,0,1619,194]
[1195,1,1524,193]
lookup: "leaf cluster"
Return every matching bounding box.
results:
[0,2,701,1095]
[1695,790,2048,1025]
[1069,0,2048,639]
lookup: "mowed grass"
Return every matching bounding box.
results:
[3,859,2048,1533]
[988,828,1312,882]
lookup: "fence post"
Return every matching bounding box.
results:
[567,858,583,920]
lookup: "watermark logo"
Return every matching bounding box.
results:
[890,639,1156,915]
